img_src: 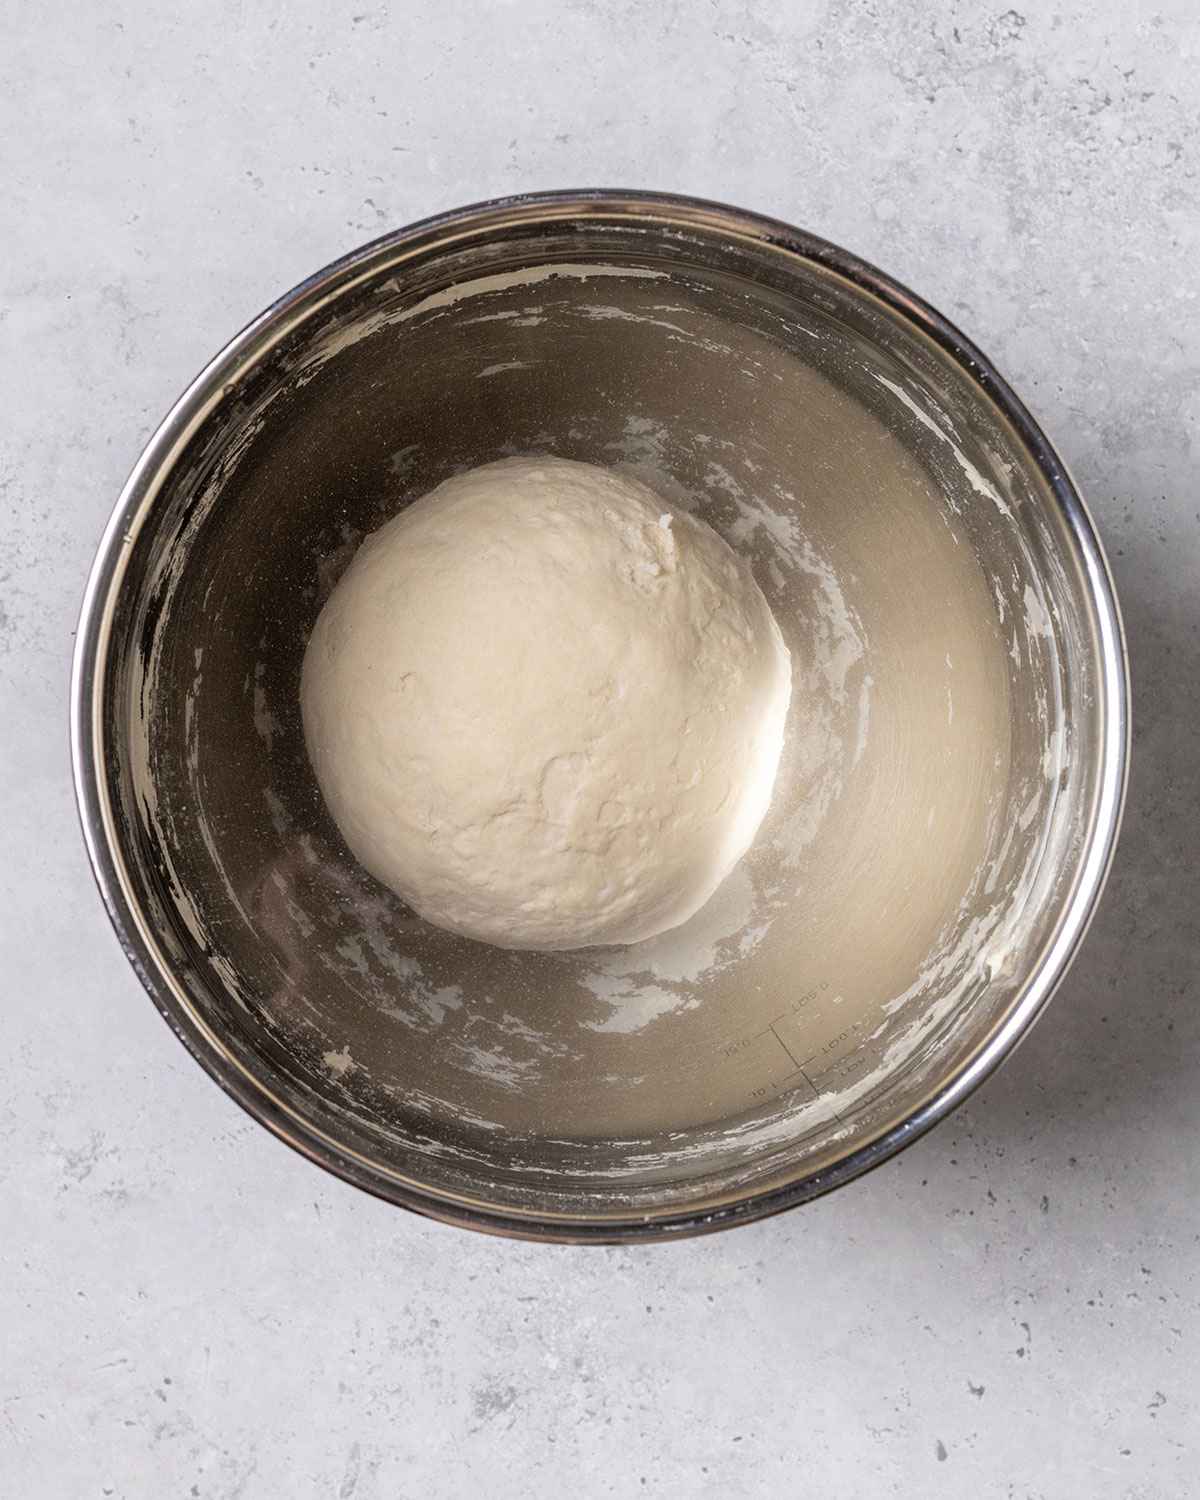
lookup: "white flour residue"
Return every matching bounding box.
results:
[183,646,203,775]
[581,982,682,1035]
[464,305,546,328]
[572,300,733,356]
[269,868,315,936]
[251,660,277,750]
[604,416,698,510]
[578,304,688,334]
[853,675,873,766]
[127,404,282,968]
[575,865,758,1033]
[388,262,665,320]
[981,442,1021,513]
[305,880,468,1033]
[322,1044,356,1078]
[721,473,802,555]
[314,525,364,602]
[449,1040,537,1091]
[293,263,667,387]
[872,372,1013,519]
[713,466,865,702]
[1017,788,1044,832]
[262,786,290,836]
[388,444,422,480]
[375,954,464,1028]
[477,360,531,379]
[490,1010,577,1061]
[799,539,866,707]
[1042,723,1064,781]
[1023,581,1054,639]
[335,935,370,974]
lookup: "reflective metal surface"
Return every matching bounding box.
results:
[71,191,1128,1241]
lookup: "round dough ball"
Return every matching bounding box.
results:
[301,457,791,950]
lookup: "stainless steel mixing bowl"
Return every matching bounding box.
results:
[72,191,1128,1241]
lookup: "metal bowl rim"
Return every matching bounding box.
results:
[70,188,1131,1244]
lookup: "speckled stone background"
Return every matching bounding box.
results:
[3,3,1197,1496]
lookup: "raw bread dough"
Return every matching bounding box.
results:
[301,457,791,950]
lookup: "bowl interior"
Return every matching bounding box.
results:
[99,207,1107,1227]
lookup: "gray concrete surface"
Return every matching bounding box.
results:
[3,2,1197,1495]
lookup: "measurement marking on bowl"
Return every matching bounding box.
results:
[719,981,859,1117]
